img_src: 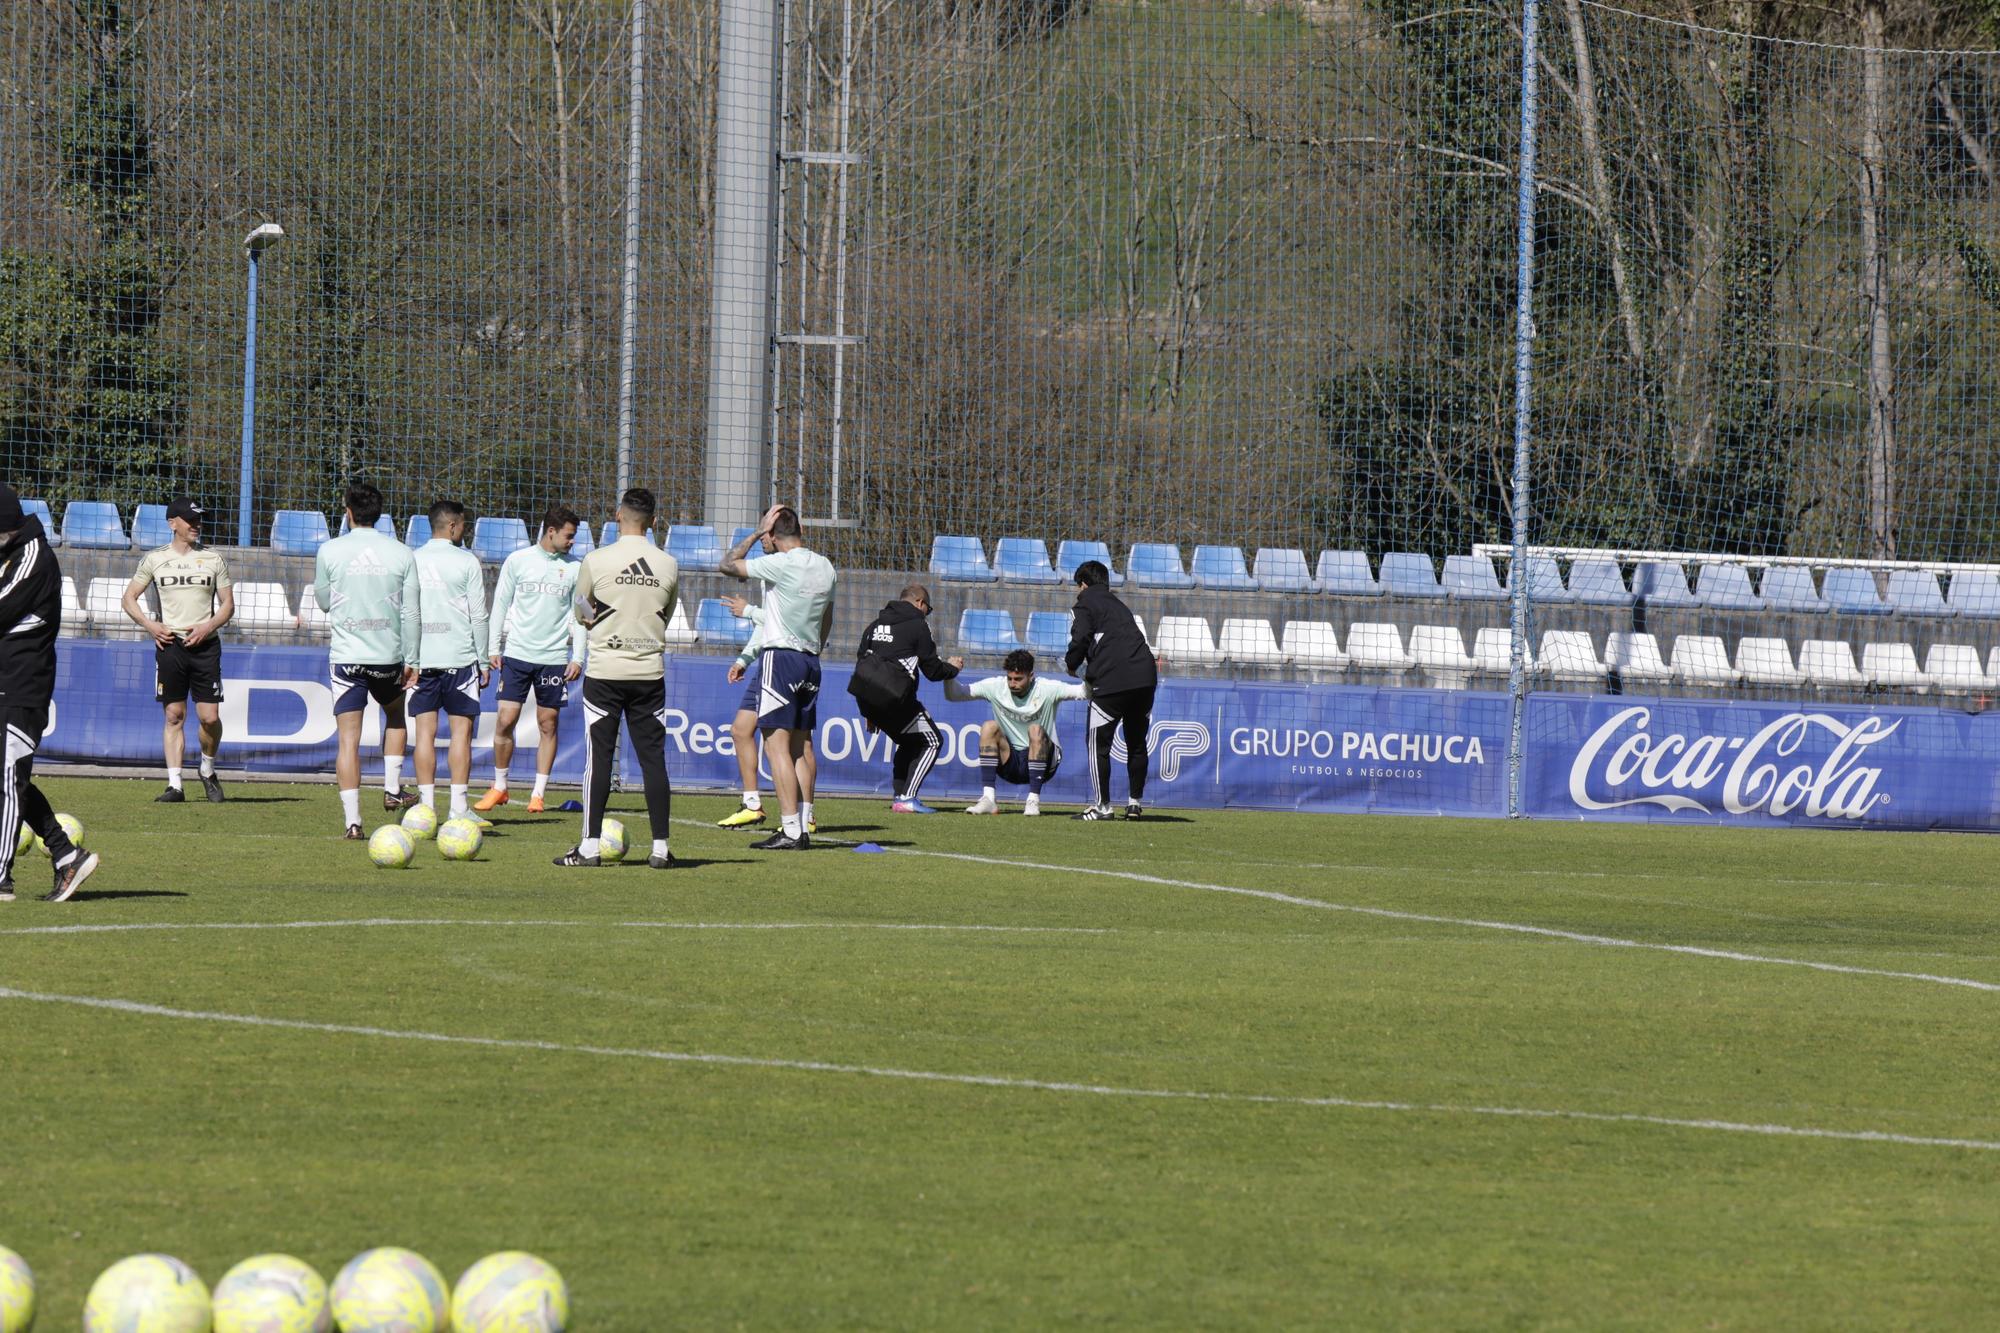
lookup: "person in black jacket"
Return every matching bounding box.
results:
[853,584,962,813]
[1064,559,1161,821]
[0,485,100,902]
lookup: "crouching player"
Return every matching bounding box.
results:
[943,649,1085,816]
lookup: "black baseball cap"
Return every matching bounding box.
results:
[0,484,21,532]
[166,497,206,526]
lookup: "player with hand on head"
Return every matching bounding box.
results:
[478,503,587,815]
[122,497,233,804]
[851,583,962,813]
[1065,558,1161,820]
[944,648,1084,816]
[409,500,490,823]
[718,593,819,832]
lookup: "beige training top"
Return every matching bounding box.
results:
[131,544,233,636]
[573,534,680,681]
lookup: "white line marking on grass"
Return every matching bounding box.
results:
[0,918,1108,938]
[0,982,1993,1153]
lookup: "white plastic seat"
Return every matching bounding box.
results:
[1218,617,1286,666]
[1861,642,1927,691]
[297,591,330,632]
[232,581,296,632]
[663,601,698,648]
[1345,622,1411,673]
[1923,643,1987,691]
[84,577,130,629]
[58,576,86,630]
[1736,636,1805,688]
[1471,627,1527,676]
[1669,634,1738,686]
[1539,630,1604,682]
[1603,631,1671,683]
[1155,615,1221,667]
[1280,621,1346,670]
[1799,640,1864,690]
[1408,625,1473,687]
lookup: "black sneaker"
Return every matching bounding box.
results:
[43,851,99,903]
[343,824,365,840]
[154,786,185,803]
[648,852,676,869]
[753,833,810,851]
[1071,805,1112,821]
[1124,801,1144,821]
[383,788,420,812]
[201,771,226,803]
[553,847,601,867]
[0,879,14,903]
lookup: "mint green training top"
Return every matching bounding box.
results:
[313,528,421,666]
[412,538,490,670]
[489,543,587,666]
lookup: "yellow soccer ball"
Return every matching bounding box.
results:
[83,1253,210,1333]
[11,822,29,859]
[369,825,416,870]
[32,812,83,857]
[400,804,439,841]
[0,1244,34,1333]
[597,817,626,864]
[451,1252,568,1332]
[330,1248,450,1333]
[436,818,483,862]
[214,1253,331,1333]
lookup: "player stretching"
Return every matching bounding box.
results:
[945,649,1083,816]
[1065,559,1159,821]
[477,504,585,815]
[556,488,678,869]
[720,504,836,851]
[717,595,818,832]
[314,482,422,839]
[409,501,490,822]
[122,497,233,803]
[852,584,962,813]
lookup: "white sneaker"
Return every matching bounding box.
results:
[1022,794,1041,817]
[965,794,1000,815]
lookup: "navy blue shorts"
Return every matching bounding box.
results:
[736,654,763,714]
[756,648,820,733]
[997,741,1060,786]
[331,662,404,716]
[409,664,482,718]
[497,656,569,710]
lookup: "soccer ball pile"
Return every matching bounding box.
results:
[14,811,84,860]
[0,1241,568,1332]
[367,809,482,869]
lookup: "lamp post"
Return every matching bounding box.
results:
[236,222,285,548]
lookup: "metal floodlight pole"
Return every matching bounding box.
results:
[615,0,647,501]
[1505,0,1540,818]
[236,222,285,548]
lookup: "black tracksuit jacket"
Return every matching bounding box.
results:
[856,599,960,701]
[0,515,62,710]
[1064,583,1157,695]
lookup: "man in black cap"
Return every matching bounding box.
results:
[123,497,234,803]
[0,484,100,902]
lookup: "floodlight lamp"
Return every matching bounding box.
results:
[244,222,286,252]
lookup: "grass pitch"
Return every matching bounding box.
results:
[2,776,1998,1328]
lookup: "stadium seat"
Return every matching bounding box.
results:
[957,608,1021,655]
[695,598,754,646]
[1736,637,1805,688]
[993,538,1061,584]
[1758,566,1826,612]
[472,517,531,564]
[1156,615,1221,665]
[62,501,127,550]
[663,601,698,648]
[1345,623,1411,673]
[84,577,130,629]
[1055,539,1123,585]
[1632,561,1699,607]
[23,499,58,546]
[58,576,85,630]
[1281,621,1346,670]
[1669,634,1737,686]
[1861,641,1926,690]
[1924,643,1987,691]
[131,503,173,548]
[729,524,758,552]
[405,515,432,548]
[1695,563,1762,610]
[930,535,998,583]
[338,513,396,538]
[1253,548,1316,592]
[233,581,296,632]
[1218,617,1286,666]
[1948,571,2000,618]
[1800,640,1865,690]
[1379,552,1445,599]
[1190,545,1256,591]
[1822,567,1890,616]
[600,520,622,550]
[1025,611,1072,657]
[1604,631,1672,684]
[565,522,596,559]
[1519,555,1569,603]
[1886,570,1951,618]
[1471,627,1524,676]
[269,509,332,556]
[1540,630,1604,683]
[1313,550,1381,597]
[297,591,330,633]
[665,524,724,572]
[1125,543,1197,589]
[1566,558,1633,607]
[1441,555,1506,602]
[1409,624,1474,687]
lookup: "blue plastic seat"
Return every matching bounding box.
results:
[1567,558,1633,607]
[564,522,596,560]
[1126,543,1196,589]
[1822,567,1890,615]
[958,608,1022,655]
[1380,552,1445,599]
[1253,548,1315,592]
[131,504,173,548]
[22,500,57,546]
[1314,550,1381,597]
[1025,610,1072,656]
[665,524,723,572]
[269,509,332,556]
[695,598,754,645]
[1759,566,1825,611]
[1519,555,1569,602]
[1190,545,1255,591]
[1948,571,2000,618]
[930,535,997,583]
[1695,563,1761,609]
[1055,539,1124,586]
[62,501,127,550]
[729,525,758,553]
[1631,561,1698,607]
[1886,570,1951,617]
[993,537,1061,584]
[471,516,531,564]
[405,515,433,548]
[337,513,395,538]
[1441,555,1506,602]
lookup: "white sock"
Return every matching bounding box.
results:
[450,785,468,817]
[982,785,996,802]
[166,768,183,791]
[801,800,814,827]
[339,789,361,826]
[493,768,508,791]
[198,753,215,778]
[652,839,668,858]
[781,812,802,838]
[581,837,600,858]
[420,783,436,809]
[532,773,549,798]
[742,790,762,810]
[384,755,403,792]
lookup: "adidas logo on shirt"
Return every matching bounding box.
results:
[614,558,659,587]
[347,549,389,576]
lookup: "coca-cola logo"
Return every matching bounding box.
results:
[1568,706,1898,820]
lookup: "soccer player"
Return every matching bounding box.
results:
[1065,558,1160,820]
[720,503,837,851]
[852,583,962,813]
[556,487,678,869]
[409,500,490,822]
[717,595,819,832]
[122,497,233,804]
[477,503,586,814]
[0,484,99,902]
[313,481,422,839]
[944,649,1084,816]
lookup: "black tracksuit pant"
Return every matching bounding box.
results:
[866,700,943,803]
[1,705,76,882]
[580,676,672,842]
[1086,685,1156,808]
